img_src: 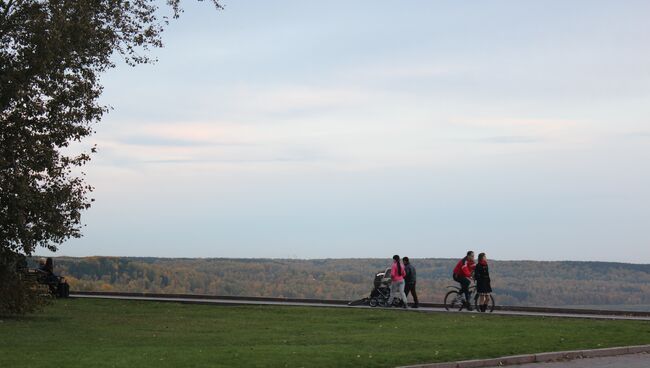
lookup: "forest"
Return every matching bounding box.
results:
[33,257,650,310]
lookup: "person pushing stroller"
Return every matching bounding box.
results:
[388,255,408,308]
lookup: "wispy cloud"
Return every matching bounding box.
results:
[338,62,471,81]
[116,135,253,147]
[478,136,543,144]
[143,157,324,164]
[625,132,650,139]
[453,117,582,130]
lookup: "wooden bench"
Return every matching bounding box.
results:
[21,268,70,298]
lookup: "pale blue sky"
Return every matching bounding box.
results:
[52,0,650,262]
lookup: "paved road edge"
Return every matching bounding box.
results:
[398,344,650,368]
[70,291,650,318]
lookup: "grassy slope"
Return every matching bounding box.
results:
[2,299,650,368]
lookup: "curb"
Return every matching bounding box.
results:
[69,292,650,322]
[70,291,650,318]
[70,290,650,318]
[70,291,351,306]
[398,344,650,368]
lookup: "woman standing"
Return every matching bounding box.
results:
[475,252,492,312]
[388,254,408,308]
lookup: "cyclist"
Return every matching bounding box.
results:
[452,251,476,310]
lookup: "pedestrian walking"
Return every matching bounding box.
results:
[403,257,419,308]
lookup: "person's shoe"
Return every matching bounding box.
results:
[412,304,419,308]
[481,304,487,312]
[465,302,474,311]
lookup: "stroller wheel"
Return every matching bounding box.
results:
[369,298,379,307]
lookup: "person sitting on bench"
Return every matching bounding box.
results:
[37,257,59,286]
[44,257,55,275]
[37,258,48,273]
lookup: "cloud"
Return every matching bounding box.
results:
[452,117,582,130]
[115,135,252,147]
[478,136,543,144]
[339,62,471,80]
[222,85,373,116]
[142,157,322,164]
[626,132,650,138]
[90,120,336,169]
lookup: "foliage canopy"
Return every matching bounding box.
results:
[0,0,221,313]
[1,0,221,256]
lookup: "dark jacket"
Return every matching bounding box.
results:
[474,261,492,293]
[404,263,416,284]
[474,262,490,282]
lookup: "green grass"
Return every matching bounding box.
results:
[2,299,650,368]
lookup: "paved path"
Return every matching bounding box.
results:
[494,353,650,367]
[70,294,650,321]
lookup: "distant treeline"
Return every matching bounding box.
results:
[34,257,650,310]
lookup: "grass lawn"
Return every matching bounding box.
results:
[2,298,650,367]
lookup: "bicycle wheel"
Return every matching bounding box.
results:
[444,290,463,311]
[486,294,495,313]
[474,293,495,313]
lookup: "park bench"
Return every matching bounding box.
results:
[21,268,70,298]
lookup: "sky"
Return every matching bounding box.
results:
[49,0,650,262]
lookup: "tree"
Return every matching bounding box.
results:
[0,247,47,314]
[0,0,221,313]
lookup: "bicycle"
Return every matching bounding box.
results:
[443,284,495,312]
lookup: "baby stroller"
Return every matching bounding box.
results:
[368,268,406,307]
[347,268,406,307]
[368,267,391,307]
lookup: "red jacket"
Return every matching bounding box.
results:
[453,257,476,278]
[391,261,406,282]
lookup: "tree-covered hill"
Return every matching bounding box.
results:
[35,257,650,310]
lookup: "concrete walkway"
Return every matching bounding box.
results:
[70,294,650,321]
[495,353,650,367]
